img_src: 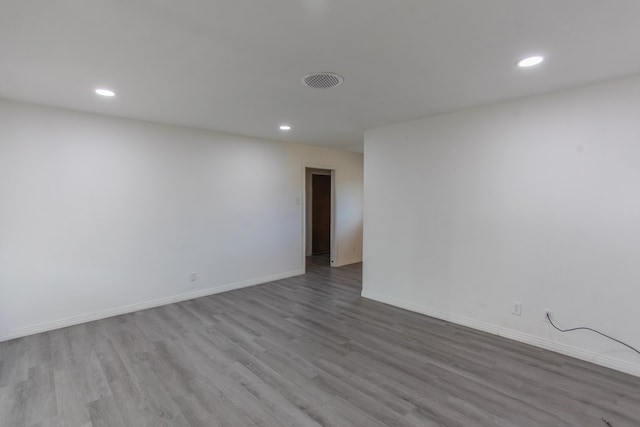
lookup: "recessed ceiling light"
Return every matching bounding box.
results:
[279,125,291,131]
[517,56,545,68]
[95,88,116,97]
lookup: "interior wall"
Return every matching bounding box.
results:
[0,99,363,340]
[363,73,640,377]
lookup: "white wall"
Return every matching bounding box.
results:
[0,99,363,340]
[363,73,640,377]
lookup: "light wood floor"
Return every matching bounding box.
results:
[1,256,639,426]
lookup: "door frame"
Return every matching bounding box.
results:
[302,165,336,272]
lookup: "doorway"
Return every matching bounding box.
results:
[305,168,333,267]
[312,174,331,254]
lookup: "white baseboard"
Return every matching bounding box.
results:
[0,269,304,342]
[361,289,640,378]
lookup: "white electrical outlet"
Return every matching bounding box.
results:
[189,272,198,282]
[512,302,523,316]
[544,309,553,322]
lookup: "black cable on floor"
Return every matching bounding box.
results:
[546,313,640,357]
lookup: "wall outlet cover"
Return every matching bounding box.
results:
[512,302,523,316]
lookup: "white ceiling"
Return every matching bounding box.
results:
[2,1,640,152]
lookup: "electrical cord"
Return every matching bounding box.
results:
[546,313,640,357]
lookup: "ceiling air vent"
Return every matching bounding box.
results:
[301,72,344,89]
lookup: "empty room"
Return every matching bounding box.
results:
[2,1,640,426]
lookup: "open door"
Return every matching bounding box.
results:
[305,167,334,267]
[312,174,331,254]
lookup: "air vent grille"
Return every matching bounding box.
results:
[301,73,344,89]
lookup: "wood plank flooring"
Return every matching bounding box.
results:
[1,256,639,426]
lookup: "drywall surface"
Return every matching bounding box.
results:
[363,74,640,376]
[0,99,363,340]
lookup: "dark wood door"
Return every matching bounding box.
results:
[312,174,331,254]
